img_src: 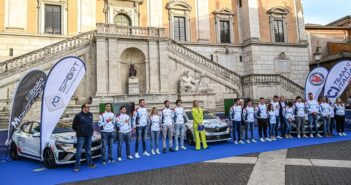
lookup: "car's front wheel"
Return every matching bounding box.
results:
[43,148,56,169]
[10,142,20,160]
[186,130,195,146]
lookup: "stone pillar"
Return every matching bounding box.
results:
[96,37,108,96]
[159,42,170,93]
[148,0,163,27]
[247,0,260,41]
[195,0,210,42]
[108,38,119,95]
[148,41,160,93]
[4,0,27,31]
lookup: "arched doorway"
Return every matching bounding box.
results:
[114,14,131,26]
[120,48,146,95]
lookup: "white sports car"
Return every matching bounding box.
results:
[10,121,101,168]
[184,111,231,145]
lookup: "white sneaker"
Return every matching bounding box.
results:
[343,132,347,136]
[143,151,150,156]
[272,137,276,141]
[302,134,308,138]
[135,153,140,159]
[265,137,272,142]
[181,146,187,150]
[297,134,301,138]
[234,141,238,144]
[127,155,134,160]
[175,146,179,151]
[151,149,155,155]
[339,132,343,136]
[239,140,245,144]
[277,136,283,139]
[260,138,265,142]
[156,149,161,154]
[251,139,257,143]
[246,140,250,144]
[316,134,323,138]
[117,157,122,162]
[309,134,314,138]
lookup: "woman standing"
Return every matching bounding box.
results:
[149,107,161,155]
[319,97,331,137]
[334,98,347,136]
[268,104,277,141]
[191,100,208,150]
[283,102,294,138]
[242,100,256,143]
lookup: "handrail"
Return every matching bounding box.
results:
[167,40,241,85]
[96,23,166,38]
[0,30,96,76]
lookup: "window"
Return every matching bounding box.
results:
[274,20,285,43]
[45,4,61,34]
[114,14,131,26]
[219,21,230,43]
[238,0,242,7]
[174,16,186,42]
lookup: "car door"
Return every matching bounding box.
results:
[17,122,32,155]
[26,122,41,157]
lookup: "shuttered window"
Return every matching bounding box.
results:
[274,20,285,43]
[45,5,61,34]
[174,16,186,42]
[220,21,230,43]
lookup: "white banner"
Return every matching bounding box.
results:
[304,67,329,100]
[40,56,86,158]
[324,60,351,104]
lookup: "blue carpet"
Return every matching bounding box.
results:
[0,131,350,185]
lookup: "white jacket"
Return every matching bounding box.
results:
[161,108,174,126]
[98,111,116,132]
[133,107,148,127]
[116,113,132,133]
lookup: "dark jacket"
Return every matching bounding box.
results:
[72,111,94,137]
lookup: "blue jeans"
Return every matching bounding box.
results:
[75,136,92,168]
[244,121,254,140]
[135,126,147,153]
[269,124,276,137]
[150,131,160,150]
[308,114,318,134]
[274,116,280,137]
[232,121,241,142]
[284,118,291,136]
[322,117,330,136]
[118,132,131,158]
[174,124,185,148]
[330,117,335,135]
[101,131,116,162]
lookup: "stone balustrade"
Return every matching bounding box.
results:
[96,23,166,38]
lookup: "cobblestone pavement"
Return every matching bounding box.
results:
[64,140,351,185]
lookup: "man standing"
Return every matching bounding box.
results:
[174,99,187,151]
[161,100,175,153]
[271,95,282,139]
[230,99,244,144]
[306,93,321,137]
[116,106,134,161]
[72,103,96,172]
[98,103,116,165]
[256,97,271,142]
[294,96,308,138]
[133,99,150,158]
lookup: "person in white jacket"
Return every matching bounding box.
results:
[306,93,320,137]
[98,103,116,165]
[161,100,175,153]
[242,100,256,143]
[294,96,308,138]
[283,102,294,138]
[115,106,134,161]
[319,97,331,137]
[334,97,347,136]
[256,97,271,142]
[149,107,161,155]
[133,99,150,158]
[174,99,187,150]
[230,99,244,144]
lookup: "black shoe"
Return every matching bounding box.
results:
[162,148,167,153]
[88,163,96,168]
[169,148,175,152]
[74,167,80,172]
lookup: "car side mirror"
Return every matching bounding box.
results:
[33,132,40,137]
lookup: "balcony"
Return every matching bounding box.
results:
[96,23,166,39]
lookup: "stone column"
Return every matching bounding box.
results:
[159,42,170,93]
[148,41,160,93]
[108,38,119,95]
[96,37,108,96]
[195,0,210,42]
[148,0,163,27]
[4,0,27,31]
[247,0,260,41]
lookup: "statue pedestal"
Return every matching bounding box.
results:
[128,77,139,95]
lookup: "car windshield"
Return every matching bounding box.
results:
[53,127,74,134]
[185,111,216,120]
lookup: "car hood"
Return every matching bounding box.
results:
[51,131,101,143]
[203,119,227,128]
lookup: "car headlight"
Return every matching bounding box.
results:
[55,141,74,151]
[226,127,230,132]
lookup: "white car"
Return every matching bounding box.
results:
[10,121,101,168]
[184,111,231,145]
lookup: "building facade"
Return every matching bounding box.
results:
[0,0,309,123]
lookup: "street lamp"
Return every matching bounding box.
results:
[314,47,322,66]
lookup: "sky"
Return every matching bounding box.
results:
[303,0,351,25]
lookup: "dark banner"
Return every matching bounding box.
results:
[5,70,47,145]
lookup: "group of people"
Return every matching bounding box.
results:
[72,99,208,172]
[229,93,348,144]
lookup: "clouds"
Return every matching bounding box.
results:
[302,0,351,25]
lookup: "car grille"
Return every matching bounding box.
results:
[73,140,101,149]
[205,127,228,133]
[206,133,231,141]
[64,149,101,162]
